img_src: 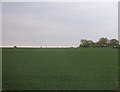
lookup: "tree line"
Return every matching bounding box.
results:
[79,37,119,48]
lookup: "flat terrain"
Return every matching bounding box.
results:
[2,48,118,90]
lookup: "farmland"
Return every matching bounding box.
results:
[2,48,118,90]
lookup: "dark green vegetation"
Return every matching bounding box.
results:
[2,48,118,90]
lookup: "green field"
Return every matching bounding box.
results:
[2,48,118,90]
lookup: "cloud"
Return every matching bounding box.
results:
[2,2,118,46]
[0,3,2,46]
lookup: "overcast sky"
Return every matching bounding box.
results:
[2,2,118,46]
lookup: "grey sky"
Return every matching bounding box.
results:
[1,0,119,2]
[2,2,118,46]
[0,3,1,46]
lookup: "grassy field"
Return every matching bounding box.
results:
[2,48,118,90]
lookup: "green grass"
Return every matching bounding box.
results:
[2,48,118,90]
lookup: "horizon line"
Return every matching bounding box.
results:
[0,46,78,48]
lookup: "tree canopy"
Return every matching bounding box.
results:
[79,38,119,48]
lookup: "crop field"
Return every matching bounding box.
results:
[2,48,118,90]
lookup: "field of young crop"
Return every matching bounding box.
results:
[2,48,118,90]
